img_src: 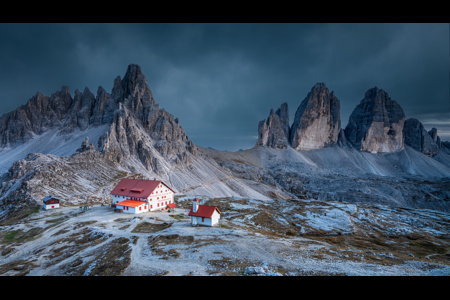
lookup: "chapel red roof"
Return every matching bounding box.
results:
[188,205,221,218]
[110,178,176,198]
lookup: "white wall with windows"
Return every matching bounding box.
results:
[115,203,149,214]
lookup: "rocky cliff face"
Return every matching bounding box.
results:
[0,64,197,173]
[403,118,440,157]
[344,87,405,153]
[289,83,341,150]
[0,83,121,147]
[255,102,290,149]
[97,64,197,173]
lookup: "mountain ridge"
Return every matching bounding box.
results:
[0,64,449,215]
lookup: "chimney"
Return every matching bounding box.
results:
[193,198,199,213]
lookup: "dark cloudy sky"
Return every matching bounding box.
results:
[0,23,448,151]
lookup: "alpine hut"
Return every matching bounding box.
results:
[43,196,60,210]
[110,178,176,214]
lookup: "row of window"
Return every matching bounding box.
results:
[156,200,172,207]
[115,191,170,199]
[116,195,144,200]
[151,189,169,195]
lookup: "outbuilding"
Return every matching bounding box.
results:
[43,196,60,210]
[188,198,221,226]
[114,199,149,214]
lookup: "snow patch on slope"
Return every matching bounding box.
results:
[0,125,109,174]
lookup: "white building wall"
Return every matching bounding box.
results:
[44,203,60,210]
[149,187,174,211]
[211,210,220,225]
[191,210,220,226]
[112,194,123,204]
[193,217,207,226]
[116,205,132,214]
[136,204,148,214]
[199,216,212,226]
[116,204,149,214]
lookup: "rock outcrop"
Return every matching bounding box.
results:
[289,83,341,150]
[256,102,289,149]
[76,137,96,153]
[344,87,405,153]
[403,118,440,157]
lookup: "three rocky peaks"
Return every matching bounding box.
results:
[256,83,446,157]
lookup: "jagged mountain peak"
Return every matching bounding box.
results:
[345,86,405,153]
[0,64,195,165]
[403,118,441,157]
[312,82,327,90]
[119,64,153,102]
[289,82,341,150]
[256,102,290,149]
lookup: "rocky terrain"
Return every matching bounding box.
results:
[200,145,450,212]
[0,64,449,276]
[244,81,450,213]
[0,195,449,276]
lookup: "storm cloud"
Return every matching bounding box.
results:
[0,23,448,151]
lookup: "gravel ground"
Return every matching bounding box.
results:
[0,196,449,276]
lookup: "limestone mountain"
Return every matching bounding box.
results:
[96,64,197,174]
[255,83,341,151]
[0,64,196,170]
[403,118,441,157]
[344,87,405,153]
[289,83,341,150]
[255,102,290,149]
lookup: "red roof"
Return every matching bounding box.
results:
[110,178,176,198]
[167,203,177,208]
[115,200,147,207]
[188,205,221,218]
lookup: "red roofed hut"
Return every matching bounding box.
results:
[188,198,221,226]
[110,178,176,213]
[43,196,60,210]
